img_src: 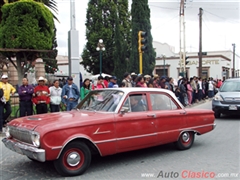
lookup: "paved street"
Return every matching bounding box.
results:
[0,101,239,180]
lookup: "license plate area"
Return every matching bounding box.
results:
[229,105,237,110]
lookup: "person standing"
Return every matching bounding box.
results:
[49,80,62,112]
[187,80,193,105]
[80,78,91,100]
[18,78,34,117]
[92,76,106,90]
[0,74,16,127]
[61,76,80,111]
[32,77,50,114]
[108,76,119,88]
[122,72,132,88]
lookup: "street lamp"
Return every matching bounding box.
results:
[96,39,105,76]
[161,54,166,76]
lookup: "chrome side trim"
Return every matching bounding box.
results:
[117,133,157,141]
[51,146,63,150]
[93,128,111,135]
[2,138,45,162]
[94,133,157,144]
[57,136,102,159]
[213,123,217,129]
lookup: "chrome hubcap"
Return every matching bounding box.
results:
[182,132,190,142]
[67,152,81,166]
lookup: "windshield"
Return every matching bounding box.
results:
[220,81,240,92]
[76,90,124,112]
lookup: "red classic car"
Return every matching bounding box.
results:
[2,88,216,176]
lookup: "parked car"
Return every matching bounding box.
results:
[2,88,216,176]
[212,78,240,118]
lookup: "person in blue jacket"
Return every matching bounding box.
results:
[61,76,80,111]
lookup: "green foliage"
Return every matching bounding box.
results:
[129,0,156,75]
[112,0,131,81]
[0,0,56,84]
[0,0,54,50]
[0,0,58,22]
[42,24,58,73]
[81,0,131,76]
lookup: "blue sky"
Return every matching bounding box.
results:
[55,0,240,56]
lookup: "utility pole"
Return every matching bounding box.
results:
[198,7,203,78]
[179,0,186,77]
[232,43,236,78]
[68,0,80,90]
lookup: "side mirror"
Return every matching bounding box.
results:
[120,107,129,115]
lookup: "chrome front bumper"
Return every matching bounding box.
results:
[2,138,45,162]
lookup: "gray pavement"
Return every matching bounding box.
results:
[0,101,239,180]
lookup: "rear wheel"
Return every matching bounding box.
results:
[174,131,194,150]
[54,142,91,176]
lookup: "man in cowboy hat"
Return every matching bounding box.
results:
[32,76,50,114]
[0,74,15,132]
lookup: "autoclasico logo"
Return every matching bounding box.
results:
[157,170,215,178]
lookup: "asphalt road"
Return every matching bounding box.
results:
[0,101,239,180]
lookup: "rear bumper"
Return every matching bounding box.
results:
[2,138,45,162]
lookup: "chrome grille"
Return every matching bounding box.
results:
[223,97,240,104]
[9,126,32,145]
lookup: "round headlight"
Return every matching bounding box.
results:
[31,132,40,147]
[5,126,11,138]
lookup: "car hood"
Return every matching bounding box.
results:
[218,91,240,99]
[8,110,113,131]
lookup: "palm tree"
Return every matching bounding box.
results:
[0,0,58,22]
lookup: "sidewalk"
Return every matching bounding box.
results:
[187,98,212,108]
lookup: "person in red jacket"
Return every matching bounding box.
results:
[32,77,50,114]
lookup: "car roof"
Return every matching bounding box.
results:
[225,78,240,82]
[98,87,176,97]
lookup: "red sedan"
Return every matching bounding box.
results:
[2,88,216,176]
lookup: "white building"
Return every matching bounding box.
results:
[56,55,92,80]
[153,41,240,80]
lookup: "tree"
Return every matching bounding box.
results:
[0,0,54,84]
[81,0,131,76]
[112,0,131,81]
[0,0,58,22]
[129,0,156,75]
[42,24,58,74]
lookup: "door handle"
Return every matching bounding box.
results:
[147,114,156,118]
[180,111,186,115]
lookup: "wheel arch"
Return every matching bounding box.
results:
[177,130,199,140]
[57,137,102,159]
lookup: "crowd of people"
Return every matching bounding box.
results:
[81,72,222,107]
[0,72,223,134]
[0,75,80,133]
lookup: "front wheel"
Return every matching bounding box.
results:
[174,131,195,150]
[54,142,91,176]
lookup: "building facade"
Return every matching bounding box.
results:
[153,41,240,80]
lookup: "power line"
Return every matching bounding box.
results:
[154,15,179,29]
[203,9,240,24]
[149,4,178,10]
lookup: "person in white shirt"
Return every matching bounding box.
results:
[197,77,203,101]
[208,79,214,98]
[49,80,62,112]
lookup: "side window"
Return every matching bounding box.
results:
[122,94,148,112]
[150,93,178,111]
